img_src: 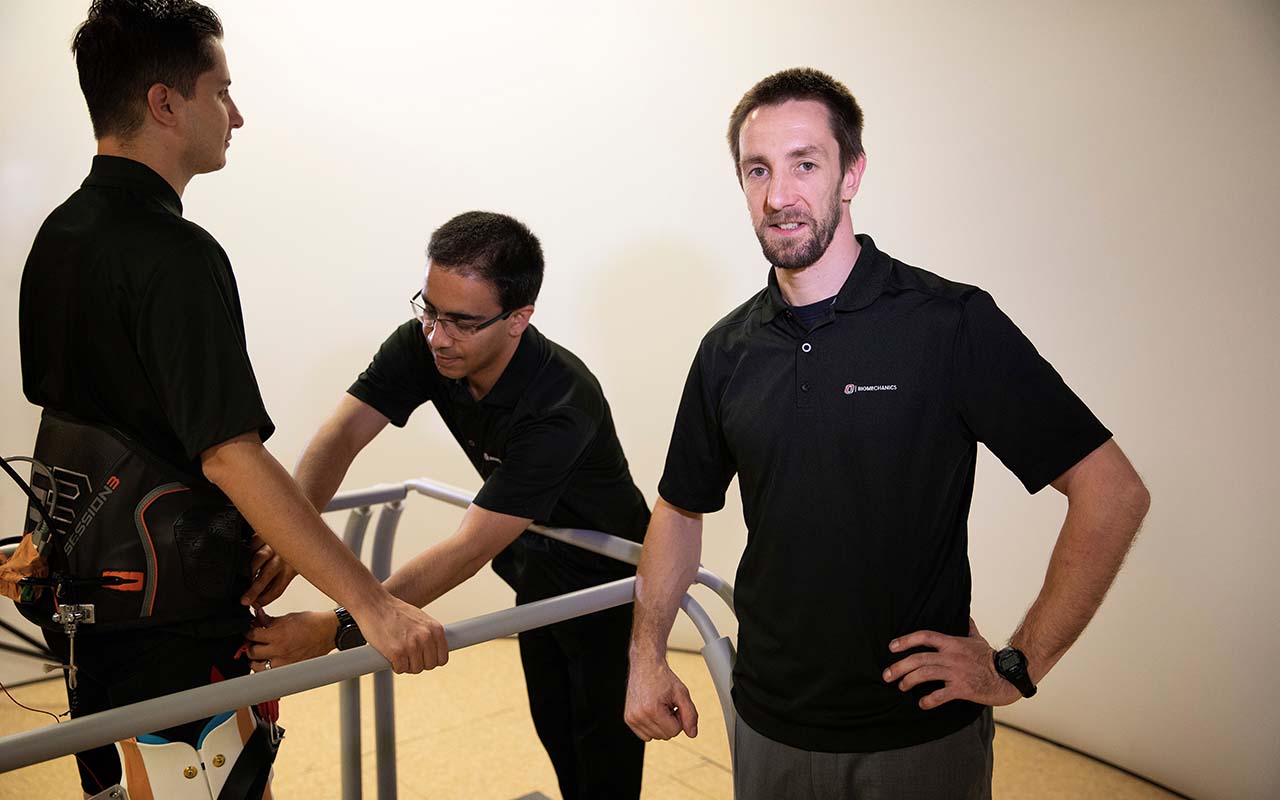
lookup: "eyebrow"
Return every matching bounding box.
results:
[422,297,484,322]
[787,145,826,160]
[740,144,829,167]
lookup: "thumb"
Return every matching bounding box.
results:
[674,682,699,738]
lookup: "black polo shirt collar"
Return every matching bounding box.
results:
[82,155,184,218]
[759,233,892,324]
[446,326,542,409]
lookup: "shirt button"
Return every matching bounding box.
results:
[801,342,812,353]
[467,439,476,447]
[801,382,810,392]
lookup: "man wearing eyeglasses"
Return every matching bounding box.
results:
[247,211,649,800]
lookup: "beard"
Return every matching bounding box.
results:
[754,187,844,270]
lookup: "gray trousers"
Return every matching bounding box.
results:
[733,708,994,800]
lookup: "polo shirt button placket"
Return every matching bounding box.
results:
[797,341,815,409]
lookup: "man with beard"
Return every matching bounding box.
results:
[623,68,1150,798]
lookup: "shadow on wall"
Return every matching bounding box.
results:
[573,233,746,487]
[572,233,749,650]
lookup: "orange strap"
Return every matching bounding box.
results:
[101,570,144,592]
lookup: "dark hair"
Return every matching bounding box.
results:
[726,67,865,178]
[427,212,545,310]
[71,0,224,139]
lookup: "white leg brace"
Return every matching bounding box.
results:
[114,708,273,800]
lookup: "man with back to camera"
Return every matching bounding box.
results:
[17,1,445,795]
[623,67,1151,798]
[245,211,649,800]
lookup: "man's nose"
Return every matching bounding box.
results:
[765,172,799,213]
[426,321,453,347]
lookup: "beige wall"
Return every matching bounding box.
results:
[2,2,1277,797]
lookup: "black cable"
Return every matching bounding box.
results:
[0,617,53,656]
[0,640,53,661]
[0,457,56,535]
[0,672,63,689]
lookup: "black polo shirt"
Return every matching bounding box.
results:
[20,156,274,474]
[659,234,1112,753]
[349,321,650,588]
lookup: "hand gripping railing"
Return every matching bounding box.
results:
[324,477,737,800]
[0,476,738,799]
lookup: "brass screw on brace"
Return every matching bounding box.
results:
[183,766,198,779]
[212,754,226,767]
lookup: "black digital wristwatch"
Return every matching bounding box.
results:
[333,606,366,651]
[993,646,1037,698]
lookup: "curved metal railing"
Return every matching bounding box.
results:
[0,476,738,800]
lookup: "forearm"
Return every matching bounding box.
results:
[630,498,703,666]
[383,536,484,609]
[1010,444,1151,681]
[203,435,386,614]
[294,423,360,512]
[382,504,531,610]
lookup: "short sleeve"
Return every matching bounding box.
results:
[955,291,1112,493]
[473,407,598,521]
[657,343,737,513]
[348,320,438,427]
[135,242,273,461]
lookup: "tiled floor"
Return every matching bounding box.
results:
[0,639,1179,798]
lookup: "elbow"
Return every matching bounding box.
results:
[462,554,489,583]
[199,432,261,492]
[460,539,501,584]
[200,441,237,490]
[1111,471,1151,531]
[1129,478,1151,523]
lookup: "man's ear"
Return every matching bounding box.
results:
[507,305,535,337]
[842,153,868,202]
[145,83,182,130]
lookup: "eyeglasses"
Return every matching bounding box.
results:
[410,290,513,339]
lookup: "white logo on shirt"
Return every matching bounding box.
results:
[845,383,898,394]
[482,453,503,464]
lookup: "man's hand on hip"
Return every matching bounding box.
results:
[883,617,1022,709]
[625,657,698,741]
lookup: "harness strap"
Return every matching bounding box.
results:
[216,713,282,800]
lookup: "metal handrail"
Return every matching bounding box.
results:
[396,476,735,612]
[0,578,638,773]
[0,475,739,788]
[329,476,738,799]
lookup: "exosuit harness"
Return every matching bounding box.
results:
[5,411,281,798]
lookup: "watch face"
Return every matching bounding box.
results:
[995,647,1036,698]
[997,649,1024,674]
[337,625,365,650]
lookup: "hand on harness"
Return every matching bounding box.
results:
[243,606,336,670]
[240,533,296,607]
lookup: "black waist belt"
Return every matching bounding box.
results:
[17,411,251,633]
